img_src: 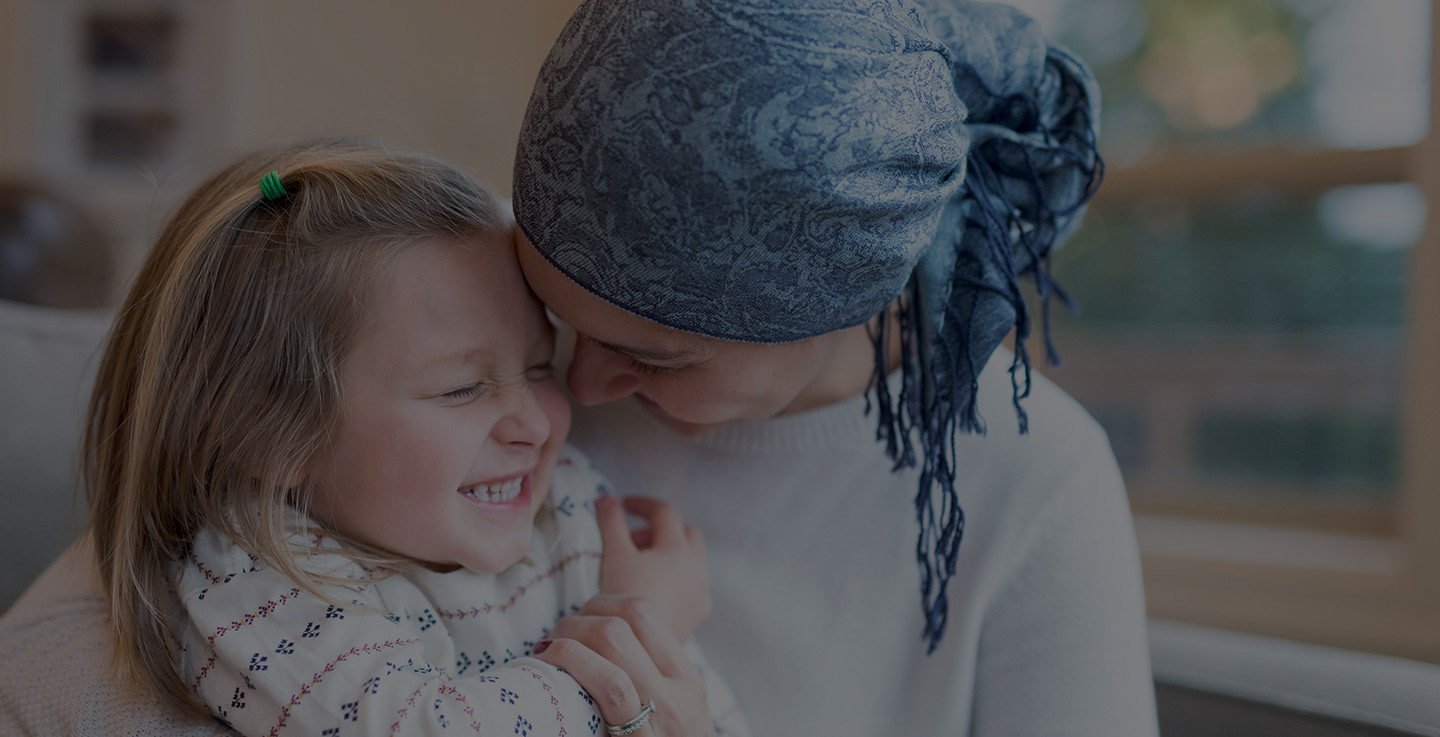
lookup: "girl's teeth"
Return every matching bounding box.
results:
[463,477,524,503]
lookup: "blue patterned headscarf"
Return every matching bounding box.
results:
[514,0,1101,652]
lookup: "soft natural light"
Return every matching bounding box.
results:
[1005,0,1431,154]
[1319,183,1427,251]
[1309,0,1430,148]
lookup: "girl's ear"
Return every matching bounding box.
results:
[278,466,306,490]
[279,470,313,512]
[255,455,308,493]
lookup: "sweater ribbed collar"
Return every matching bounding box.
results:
[685,371,907,456]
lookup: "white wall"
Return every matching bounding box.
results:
[0,0,32,172]
[0,0,584,293]
[224,0,581,196]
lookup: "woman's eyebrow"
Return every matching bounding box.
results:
[593,338,699,363]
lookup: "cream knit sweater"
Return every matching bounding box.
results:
[570,351,1160,736]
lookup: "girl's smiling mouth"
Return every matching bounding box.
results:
[458,472,531,507]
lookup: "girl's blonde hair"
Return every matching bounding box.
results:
[83,139,507,715]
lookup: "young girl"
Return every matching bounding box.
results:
[84,139,748,736]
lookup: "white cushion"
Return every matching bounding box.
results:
[0,299,111,611]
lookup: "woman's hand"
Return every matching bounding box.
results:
[595,494,712,642]
[533,595,715,737]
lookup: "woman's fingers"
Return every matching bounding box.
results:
[541,599,715,737]
[532,637,653,734]
[577,595,693,678]
[622,496,686,547]
[547,607,682,683]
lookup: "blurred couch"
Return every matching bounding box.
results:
[3,297,1440,736]
[0,298,109,608]
[0,181,114,309]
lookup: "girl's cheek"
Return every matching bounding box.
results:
[536,380,572,445]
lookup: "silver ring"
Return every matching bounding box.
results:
[606,699,656,735]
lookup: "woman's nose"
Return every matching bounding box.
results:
[566,335,641,406]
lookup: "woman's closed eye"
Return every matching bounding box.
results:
[625,357,682,376]
[526,362,557,381]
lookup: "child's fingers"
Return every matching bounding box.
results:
[684,524,704,549]
[620,496,685,546]
[595,494,637,555]
[630,527,655,549]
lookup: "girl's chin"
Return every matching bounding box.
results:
[427,537,536,576]
[468,541,536,575]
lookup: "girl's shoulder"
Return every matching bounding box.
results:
[174,516,386,608]
[549,442,614,513]
[515,443,607,576]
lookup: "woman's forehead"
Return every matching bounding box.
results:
[514,229,710,355]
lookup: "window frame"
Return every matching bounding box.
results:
[1071,3,1440,664]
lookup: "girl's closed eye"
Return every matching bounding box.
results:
[442,365,551,400]
[441,383,488,401]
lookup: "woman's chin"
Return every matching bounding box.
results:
[632,394,718,436]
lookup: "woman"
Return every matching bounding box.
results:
[512,0,1158,734]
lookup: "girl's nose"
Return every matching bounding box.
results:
[565,335,641,406]
[493,383,552,446]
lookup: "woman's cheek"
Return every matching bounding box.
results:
[653,379,748,424]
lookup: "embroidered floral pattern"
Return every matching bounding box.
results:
[435,551,600,620]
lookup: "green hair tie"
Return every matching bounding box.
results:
[259,171,288,201]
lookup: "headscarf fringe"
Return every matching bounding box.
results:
[867,53,1102,654]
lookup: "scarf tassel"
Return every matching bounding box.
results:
[866,54,1103,654]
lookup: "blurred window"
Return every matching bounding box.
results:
[1009,0,1440,661]
[1054,185,1409,533]
[1015,0,1429,161]
[1012,0,1428,533]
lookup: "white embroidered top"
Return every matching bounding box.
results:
[173,447,748,737]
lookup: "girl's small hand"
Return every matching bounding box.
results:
[534,595,715,737]
[595,494,712,642]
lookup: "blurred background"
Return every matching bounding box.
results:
[0,0,580,302]
[1009,0,1440,669]
[0,0,1437,668]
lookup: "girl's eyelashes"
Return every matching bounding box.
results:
[441,365,553,400]
[441,383,486,401]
